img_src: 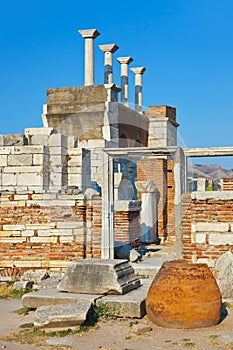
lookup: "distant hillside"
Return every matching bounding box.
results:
[188,164,233,180]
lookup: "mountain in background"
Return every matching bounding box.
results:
[188,164,233,180]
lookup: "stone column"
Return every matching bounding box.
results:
[78,29,100,86]
[117,56,133,105]
[135,181,158,243]
[130,67,146,111]
[99,44,119,84]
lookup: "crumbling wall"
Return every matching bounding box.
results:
[182,192,233,266]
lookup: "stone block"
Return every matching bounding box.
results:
[57,259,141,295]
[34,302,93,328]
[2,173,17,186]
[18,173,43,186]
[8,154,32,166]
[0,147,12,154]
[0,155,7,166]
[38,230,51,237]
[56,222,80,229]
[14,260,42,268]
[14,145,46,154]
[49,134,67,148]
[209,234,233,245]
[192,222,229,232]
[22,288,101,308]
[100,279,151,318]
[29,134,49,146]
[21,230,34,237]
[25,127,55,136]
[0,231,12,237]
[60,236,73,243]
[33,154,46,165]
[3,224,25,231]
[3,166,44,173]
[196,234,206,244]
[4,134,26,146]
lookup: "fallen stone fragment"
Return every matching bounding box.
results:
[13,281,34,290]
[57,259,140,295]
[131,323,152,335]
[34,302,92,328]
[214,251,233,298]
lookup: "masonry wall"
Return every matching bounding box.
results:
[0,192,141,277]
[182,192,233,266]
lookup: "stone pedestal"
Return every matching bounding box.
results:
[57,259,141,295]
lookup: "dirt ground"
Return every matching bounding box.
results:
[1,299,233,350]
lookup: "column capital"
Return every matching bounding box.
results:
[99,44,119,53]
[78,28,100,39]
[131,67,146,75]
[117,56,133,65]
[135,181,157,193]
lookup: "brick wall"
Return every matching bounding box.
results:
[0,192,141,277]
[222,178,233,191]
[182,192,233,266]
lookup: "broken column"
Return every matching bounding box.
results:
[130,67,146,112]
[135,181,158,243]
[78,29,100,86]
[117,56,133,105]
[99,44,119,84]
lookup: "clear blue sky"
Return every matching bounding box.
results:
[0,0,232,168]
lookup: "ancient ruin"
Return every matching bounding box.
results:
[0,28,232,279]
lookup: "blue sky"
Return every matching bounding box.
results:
[0,0,232,168]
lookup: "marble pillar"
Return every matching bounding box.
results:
[99,44,119,84]
[135,180,158,243]
[117,56,133,105]
[78,29,100,86]
[130,67,146,112]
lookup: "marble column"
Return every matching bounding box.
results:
[78,29,100,86]
[99,44,119,84]
[130,67,146,111]
[135,181,158,243]
[117,56,133,105]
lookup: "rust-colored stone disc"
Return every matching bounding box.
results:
[146,260,222,328]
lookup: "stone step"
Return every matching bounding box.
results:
[100,278,152,318]
[22,279,153,320]
[22,288,101,309]
[131,257,173,278]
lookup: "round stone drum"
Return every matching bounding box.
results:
[146,260,222,328]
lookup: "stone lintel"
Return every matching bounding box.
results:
[135,181,157,193]
[131,67,146,75]
[99,44,119,53]
[117,56,133,65]
[78,29,100,39]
